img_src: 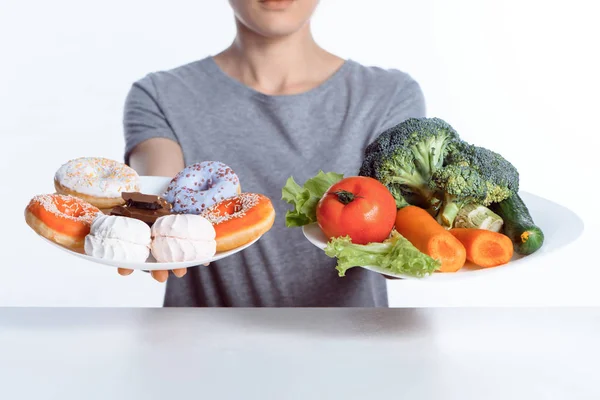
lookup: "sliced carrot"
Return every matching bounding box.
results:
[395,206,467,273]
[449,228,514,268]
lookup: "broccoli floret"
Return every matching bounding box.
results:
[445,141,519,205]
[430,165,489,228]
[429,142,520,228]
[359,117,461,210]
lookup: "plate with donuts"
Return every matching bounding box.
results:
[25,158,275,270]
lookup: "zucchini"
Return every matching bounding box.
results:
[490,193,544,255]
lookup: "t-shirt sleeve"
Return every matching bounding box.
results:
[122,75,179,165]
[376,74,427,134]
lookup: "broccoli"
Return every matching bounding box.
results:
[429,165,488,228]
[445,141,520,204]
[359,117,461,211]
[359,117,520,228]
[430,142,520,228]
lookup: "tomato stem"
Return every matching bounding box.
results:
[331,190,357,205]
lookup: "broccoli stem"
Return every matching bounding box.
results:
[388,173,428,190]
[438,201,461,229]
[454,204,504,232]
[426,196,443,217]
[388,176,440,208]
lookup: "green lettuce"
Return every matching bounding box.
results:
[281,171,344,227]
[324,231,441,278]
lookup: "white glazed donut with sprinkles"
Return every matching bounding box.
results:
[54,157,140,209]
[163,161,241,214]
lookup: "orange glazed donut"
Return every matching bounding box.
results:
[25,194,103,250]
[201,193,275,252]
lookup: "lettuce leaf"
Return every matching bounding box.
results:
[281,171,344,227]
[324,231,441,278]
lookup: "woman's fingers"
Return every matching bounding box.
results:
[151,270,169,283]
[118,267,188,282]
[172,268,187,278]
[118,268,134,276]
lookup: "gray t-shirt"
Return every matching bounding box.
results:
[123,56,425,307]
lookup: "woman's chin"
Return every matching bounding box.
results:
[245,18,309,39]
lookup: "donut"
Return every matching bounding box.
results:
[54,157,141,209]
[25,194,103,250]
[163,161,241,215]
[201,193,275,252]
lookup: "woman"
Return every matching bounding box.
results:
[118,0,425,307]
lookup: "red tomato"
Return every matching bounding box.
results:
[316,176,397,245]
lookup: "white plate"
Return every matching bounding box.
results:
[37,176,263,271]
[302,191,584,281]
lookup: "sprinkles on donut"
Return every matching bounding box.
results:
[201,192,275,252]
[25,194,103,250]
[54,157,140,210]
[163,161,241,215]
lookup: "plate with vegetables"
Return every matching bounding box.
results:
[282,117,581,280]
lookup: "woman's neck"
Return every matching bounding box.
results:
[213,21,345,95]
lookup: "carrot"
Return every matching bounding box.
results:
[449,228,514,268]
[395,206,467,272]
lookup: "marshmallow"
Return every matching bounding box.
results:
[150,214,217,263]
[84,215,151,262]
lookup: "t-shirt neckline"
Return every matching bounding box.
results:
[201,55,353,104]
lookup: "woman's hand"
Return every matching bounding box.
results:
[117,264,210,282]
[117,268,187,282]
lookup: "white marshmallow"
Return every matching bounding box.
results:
[151,237,217,263]
[84,215,151,262]
[85,236,150,262]
[151,214,216,241]
[89,215,152,244]
[150,214,217,263]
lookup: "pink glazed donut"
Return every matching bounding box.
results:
[163,161,241,214]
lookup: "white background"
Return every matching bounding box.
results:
[1,0,598,307]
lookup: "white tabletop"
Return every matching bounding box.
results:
[0,308,598,399]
